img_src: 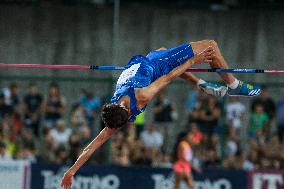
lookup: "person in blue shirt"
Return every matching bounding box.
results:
[61,40,260,188]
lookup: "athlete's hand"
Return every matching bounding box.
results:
[194,46,214,64]
[61,171,73,189]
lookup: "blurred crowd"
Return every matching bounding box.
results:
[1,82,284,171]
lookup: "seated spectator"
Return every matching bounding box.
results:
[262,134,282,169]
[0,93,10,119]
[54,145,70,164]
[251,85,276,124]
[0,140,12,161]
[238,153,254,171]
[153,90,176,153]
[50,119,72,147]
[23,83,43,137]
[248,104,269,138]
[79,126,91,146]
[185,88,199,113]
[276,91,284,142]
[226,97,246,137]
[199,96,221,137]
[247,138,261,168]
[43,83,65,128]
[68,133,81,163]
[140,124,163,150]
[203,148,221,168]
[70,103,87,130]
[17,146,37,163]
[2,83,21,114]
[79,89,100,135]
[16,128,36,155]
[39,130,56,163]
[112,144,130,166]
[131,145,152,166]
[1,119,17,158]
[225,128,240,157]
[159,153,172,168]
[223,155,238,169]
[188,122,203,145]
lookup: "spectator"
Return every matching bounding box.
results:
[276,92,284,142]
[251,85,276,136]
[225,128,240,157]
[248,104,269,138]
[39,130,56,163]
[54,145,69,164]
[153,90,176,123]
[0,93,10,119]
[188,122,203,145]
[17,146,37,163]
[153,90,177,153]
[79,89,100,135]
[79,126,91,146]
[0,140,12,161]
[0,119,17,158]
[199,96,221,137]
[226,97,246,137]
[262,134,282,169]
[185,88,199,113]
[238,152,254,171]
[23,83,43,137]
[140,124,163,150]
[43,83,65,128]
[247,138,260,168]
[223,155,238,169]
[203,148,221,168]
[70,103,88,130]
[68,133,81,163]
[50,119,72,147]
[16,128,36,154]
[2,83,21,114]
[131,145,152,166]
[251,85,276,120]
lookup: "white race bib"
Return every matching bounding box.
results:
[117,63,141,85]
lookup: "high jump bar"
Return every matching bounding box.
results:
[0,63,283,74]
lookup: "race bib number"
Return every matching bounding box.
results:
[117,63,141,85]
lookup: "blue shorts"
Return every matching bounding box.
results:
[146,43,194,77]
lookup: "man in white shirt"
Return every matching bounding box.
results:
[140,123,163,150]
[50,119,72,147]
[226,97,246,129]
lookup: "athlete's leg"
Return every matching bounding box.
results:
[191,40,261,97]
[191,40,235,84]
[173,173,183,189]
[185,173,195,189]
[180,72,227,97]
[150,46,227,97]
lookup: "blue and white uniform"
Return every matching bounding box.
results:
[111,43,194,121]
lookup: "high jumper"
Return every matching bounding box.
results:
[60,40,261,189]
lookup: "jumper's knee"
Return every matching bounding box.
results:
[207,40,218,49]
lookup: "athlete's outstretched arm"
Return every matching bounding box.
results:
[137,46,214,104]
[61,127,117,189]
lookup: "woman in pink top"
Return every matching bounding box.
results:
[173,132,195,189]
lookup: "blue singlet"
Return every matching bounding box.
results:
[111,43,194,121]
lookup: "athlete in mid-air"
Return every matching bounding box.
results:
[61,40,260,189]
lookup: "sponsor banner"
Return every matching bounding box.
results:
[31,164,246,189]
[248,170,284,189]
[0,160,30,189]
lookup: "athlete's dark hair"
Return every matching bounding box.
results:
[101,103,129,129]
